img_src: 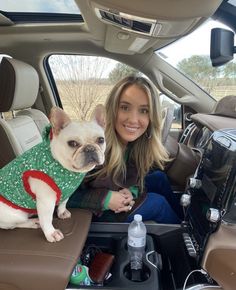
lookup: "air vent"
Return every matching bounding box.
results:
[95,8,161,36]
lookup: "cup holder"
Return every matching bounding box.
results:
[123,263,151,282]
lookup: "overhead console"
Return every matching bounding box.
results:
[94,6,201,38]
[89,0,223,54]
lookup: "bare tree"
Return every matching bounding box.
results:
[49,55,116,120]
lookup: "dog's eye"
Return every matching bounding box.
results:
[68,140,81,148]
[97,137,104,144]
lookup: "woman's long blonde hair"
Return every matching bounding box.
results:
[98,75,169,190]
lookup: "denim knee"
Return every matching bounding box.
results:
[149,192,181,224]
[145,170,171,194]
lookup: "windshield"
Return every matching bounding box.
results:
[158,19,236,101]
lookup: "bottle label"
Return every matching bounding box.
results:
[70,264,91,286]
[128,236,146,247]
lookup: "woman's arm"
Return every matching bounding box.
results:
[68,182,108,211]
[68,158,138,212]
[68,181,134,212]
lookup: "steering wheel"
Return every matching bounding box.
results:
[161,106,175,144]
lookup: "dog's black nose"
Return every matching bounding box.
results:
[84,145,96,152]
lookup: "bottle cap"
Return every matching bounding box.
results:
[134,214,142,222]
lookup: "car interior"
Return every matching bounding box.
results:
[0,0,235,290]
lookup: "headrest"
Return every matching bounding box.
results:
[212,95,236,118]
[0,57,39,112]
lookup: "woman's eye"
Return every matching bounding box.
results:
[120,105,129,111]
[68,140,80,148]
[97,137,105,144]
[140,108,149,114]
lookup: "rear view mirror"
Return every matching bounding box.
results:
[210,28,235,67]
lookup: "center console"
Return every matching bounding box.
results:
[182,128,236,262]
[67,233,160,289]
[68,128,236,290]
[66,222,186,290]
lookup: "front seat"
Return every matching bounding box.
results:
[0,57,92,290]
[0,57,49,168]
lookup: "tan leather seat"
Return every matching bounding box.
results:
[0,57,92,290]
[0,209,92,290]
[0,57,49,168]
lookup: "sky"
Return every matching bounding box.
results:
[159,20,234,66]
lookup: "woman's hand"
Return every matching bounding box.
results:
[108,188,135,213]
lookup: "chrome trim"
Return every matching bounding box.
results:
[186,284,222,290]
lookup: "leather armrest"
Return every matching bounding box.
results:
[0,209,92,290]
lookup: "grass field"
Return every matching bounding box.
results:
[56,81,236,123]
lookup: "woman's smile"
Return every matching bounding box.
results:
[123,125,140,133]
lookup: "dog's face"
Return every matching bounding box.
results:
[49,105,106,173]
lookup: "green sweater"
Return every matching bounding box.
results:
[0,125,86,213]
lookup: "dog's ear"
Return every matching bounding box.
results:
[91,104,106,128]
[49,107,71,135]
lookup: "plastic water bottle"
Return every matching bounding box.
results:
[128,214,147,270]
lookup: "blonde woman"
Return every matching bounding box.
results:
[69,75,181,223]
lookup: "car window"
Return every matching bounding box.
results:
[158,19,236,101]
[47,55,182,128]
[48,55,116,121]
[0,0,80,14]
[160,94,181,129]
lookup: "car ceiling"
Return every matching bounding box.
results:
[0,0,226,115]
[0,0,223,58]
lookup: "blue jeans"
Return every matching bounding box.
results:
[125,171,182,224]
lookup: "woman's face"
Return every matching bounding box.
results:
[115,84,150,145]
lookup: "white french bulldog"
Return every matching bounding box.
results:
[0,105,106,242]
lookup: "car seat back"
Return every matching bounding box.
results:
[0,57,49,168]
[0,57,92,290]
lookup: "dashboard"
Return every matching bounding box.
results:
[193,127,212,148]
[178,110,236,261]
[184,128,236,262]
[181,109,236,150]
[166,109,236,189]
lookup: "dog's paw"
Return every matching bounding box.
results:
[58,209,71,219]
[16,218,41,229]
[29,218,41,229]
[46,229,64,242]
